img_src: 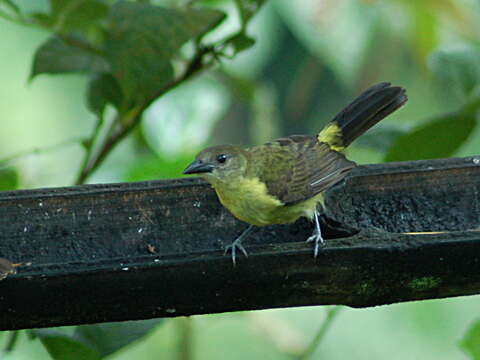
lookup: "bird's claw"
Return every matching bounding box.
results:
[224,239,248,265]
[306,231,324,258]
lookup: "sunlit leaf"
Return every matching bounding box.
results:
[384,112,476,162]
[31,36,109,79]
[105,2,225,105]
[33,329,101,360]
[0,167,18,191]
[460,320,480,360]
[74,319,163,358]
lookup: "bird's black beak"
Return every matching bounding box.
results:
[183,160,214,174]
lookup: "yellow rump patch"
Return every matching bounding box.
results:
[317,122,345,152]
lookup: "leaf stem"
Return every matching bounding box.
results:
[3,331,19,353]
[74,44,214,185]
[177,317,194,360]
[295,307,342,360]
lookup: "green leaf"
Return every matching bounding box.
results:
[74,319,163,357]
[86,73,124,115]
[429,46,480,103]
[30,12,55,28]
[105,1,225,104]
[460,320,480,360]
[234,0,267,28]
[227,32,256,54]
[0,168,18,191]
[49,0,109,33]
[384,112,476,162]
[33,329,101,360]
[31,36,109,79]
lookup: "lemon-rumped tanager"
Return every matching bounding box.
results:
[184,83,407,263]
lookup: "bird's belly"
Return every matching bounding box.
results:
[213,178,322,226]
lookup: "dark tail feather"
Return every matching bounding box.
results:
[332,82,407,147]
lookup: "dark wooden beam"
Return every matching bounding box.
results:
[0,156,479,330]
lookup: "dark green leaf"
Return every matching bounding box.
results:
[49,0,109,33]
[86,73,124,115]
[384,112,476,162]
[31,36,109,79]
[33,329,101,360]
[227,32,256,54]
[460,320,480,360]
[429,47,480,103]
[29,12,55,28]
[0,167,18,191]
[105,1,225,104]
[74,319,163,357]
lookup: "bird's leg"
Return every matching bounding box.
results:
[224,225,255,265]
[306,210,324,257]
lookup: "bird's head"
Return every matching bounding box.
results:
[183,145,248,185]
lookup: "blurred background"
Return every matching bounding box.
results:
[1,0,480,359]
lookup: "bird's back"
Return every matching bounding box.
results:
[246,136,355,206]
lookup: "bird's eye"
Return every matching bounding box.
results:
[216,154,227,163]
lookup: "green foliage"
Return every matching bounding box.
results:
[384,45,480,162]
[86,72,123,115]
[235,0,266,27]
[105,2,224,106]
[33,330,102,360]
[0,167,18,191]
[0,0,20,15]
[430,46,480,104]
[30,36,109,78]
[49,0,109,33]
[29,1,226,112]
[74,320,163,357]
[460,321,480,360]
[384,112,476,162]
[32,320,162,359]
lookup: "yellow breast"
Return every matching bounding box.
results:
[213,176,322,226]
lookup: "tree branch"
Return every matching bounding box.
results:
[0,156,479,330]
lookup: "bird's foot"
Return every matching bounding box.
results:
[306,229,324,258]
[224,225,254,265]
[224,238,248,266]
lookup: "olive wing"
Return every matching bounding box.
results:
[247,135,356,205]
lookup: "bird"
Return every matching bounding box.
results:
[183,82,407,264]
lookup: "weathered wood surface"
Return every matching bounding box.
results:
[0,156,479,330]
